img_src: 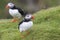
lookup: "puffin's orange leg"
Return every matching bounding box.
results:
[11,17,18,22]
[20,33,25,38]
[26,31,30,35]
[11,19,17,22]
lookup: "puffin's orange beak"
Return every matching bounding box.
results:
[6,5,9,9]
[31,15,34,20]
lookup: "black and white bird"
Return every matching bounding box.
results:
[6,2,25,22]
[18,14,34,37]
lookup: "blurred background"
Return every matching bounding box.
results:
[0,0,60,19]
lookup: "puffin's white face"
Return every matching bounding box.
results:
[6,3,14,8]
[25,14,34,20]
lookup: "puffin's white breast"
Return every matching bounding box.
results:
[9,9,21,18]
[19,21,33,32]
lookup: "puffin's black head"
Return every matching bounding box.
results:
[6,2,15,9]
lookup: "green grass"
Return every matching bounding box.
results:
[0,6,60,40]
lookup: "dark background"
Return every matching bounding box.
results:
[0,0,60,19]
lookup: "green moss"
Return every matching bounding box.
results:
[0,6,60,40]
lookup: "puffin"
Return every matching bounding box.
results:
[18,14,34,38]
[6,2,25,22]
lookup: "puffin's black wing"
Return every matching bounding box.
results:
[18,20,24,29]
[18,18,31,29]
[17,8,26,16]
[11,6,27,16]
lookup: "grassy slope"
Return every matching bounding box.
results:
[0,6,60,40]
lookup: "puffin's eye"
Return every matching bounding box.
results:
[27,16,29,17]
[10,3,12,5]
